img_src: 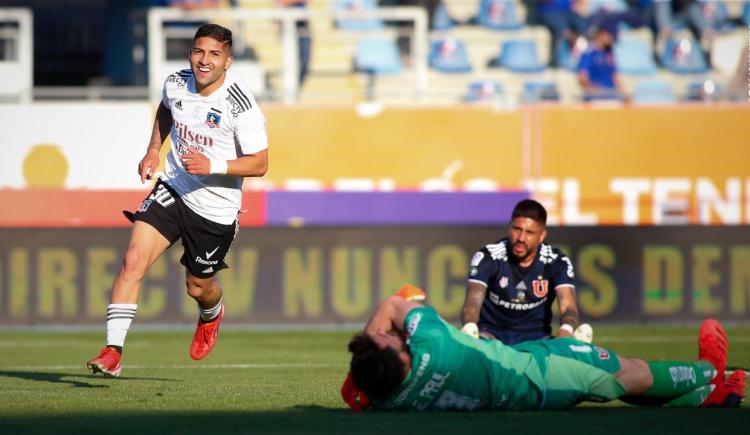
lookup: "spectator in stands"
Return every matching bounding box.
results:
[654,0,733,46]
[577,25,628,101]
[277,0,312,87]
[538,0,589,66]
[588,0,658,42]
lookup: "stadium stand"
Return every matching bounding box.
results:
[496,39,545,73]
[2,0,748,105]
[662,35,709,75]
[613,36,657,76]
[632,79,676,105]
[476,0,523,31]
[429,37,473,73]
[354,36,403,75]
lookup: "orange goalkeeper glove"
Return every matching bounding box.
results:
[394,284,426,301]
[341,371,370,412]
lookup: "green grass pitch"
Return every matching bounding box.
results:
[0,325,748,435]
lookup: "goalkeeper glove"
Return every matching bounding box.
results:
[394,284,426,301]
[573,323,594,343]
[341,371,370,412]
[460,322,479,339]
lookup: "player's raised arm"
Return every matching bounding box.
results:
[139,102,172,184]
[364,295,421,336]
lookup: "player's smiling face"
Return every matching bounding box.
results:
[508,217,547,266]
[189,36,233,96]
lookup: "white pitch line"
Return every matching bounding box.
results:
[0,363,338,371]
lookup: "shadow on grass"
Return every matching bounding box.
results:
[0,406,748,435]
[0,371,176,388]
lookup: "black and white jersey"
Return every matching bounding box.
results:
[467,238,576,335]
[160,68,268,225]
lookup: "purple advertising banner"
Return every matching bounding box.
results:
[0,226,748,325]
[265,191,529,225]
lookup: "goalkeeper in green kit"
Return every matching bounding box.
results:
[341,285,745,412]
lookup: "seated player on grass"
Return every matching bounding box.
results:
[341,285,746,412]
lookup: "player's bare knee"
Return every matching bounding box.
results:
[185,276,213,299]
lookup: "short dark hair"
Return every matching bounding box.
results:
[348,333,405,400]
[194,23,232,48]
[511,199,547,225]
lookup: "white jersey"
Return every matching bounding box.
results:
[160,68,268,225]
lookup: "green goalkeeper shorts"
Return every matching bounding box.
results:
[516,338,627,409]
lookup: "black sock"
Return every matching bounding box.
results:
[107,345,123,354]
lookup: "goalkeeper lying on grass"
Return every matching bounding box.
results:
[341,285,745,412]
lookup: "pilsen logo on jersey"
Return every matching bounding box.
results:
[206,111,221,128]
[174,120,214,147]
[532,278,549,298]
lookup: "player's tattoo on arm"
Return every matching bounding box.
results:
[461,283,486,324]
[560,308,580,330]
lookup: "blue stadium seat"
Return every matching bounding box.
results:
[685,80,721,101]
[333,0,383,31]
[464,80,503,103]
[632,79,676,104]
[354,37,403,75]
[586,0,628,14]
[662,37,709,74]
[431,2,455,31]
[499,40,545,73]
[477,0,523,31]
[743,1,750,26]
[522,81,559,103]
[613,37,657,75]
[429,38,473,73]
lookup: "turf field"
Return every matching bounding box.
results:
[0,325,748,435]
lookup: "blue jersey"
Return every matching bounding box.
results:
[467,238,575,343]
[577,47,616,89]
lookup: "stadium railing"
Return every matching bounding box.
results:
[147,6,429,105]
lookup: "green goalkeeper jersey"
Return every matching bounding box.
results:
[374,307,546,411]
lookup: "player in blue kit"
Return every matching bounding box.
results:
[460,199,582,344]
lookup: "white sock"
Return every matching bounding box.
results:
[199,299,223,322]
[106,303,137,348]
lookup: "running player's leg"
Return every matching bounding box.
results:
[180,210,236,360]
[87,220,171,376]
[186,272,225,360]
[112,220,171,304]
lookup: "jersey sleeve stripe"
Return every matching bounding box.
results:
[227,86,250,111]
[468,279,488,288]
[554,284,575,290]
[230,83,253,109]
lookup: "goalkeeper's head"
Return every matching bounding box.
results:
[348,333,408,401]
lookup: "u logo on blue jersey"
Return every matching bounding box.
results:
[532,279,548,297]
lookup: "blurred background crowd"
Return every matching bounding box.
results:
[0,0,748,105]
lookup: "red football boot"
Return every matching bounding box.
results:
[702,370,746,408]
[87,347,122,377]
[190,304,224,360]
[698,319,728,385]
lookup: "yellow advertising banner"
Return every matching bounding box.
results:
[263,105,750,225]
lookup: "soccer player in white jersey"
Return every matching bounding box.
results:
[87,23,268,377]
